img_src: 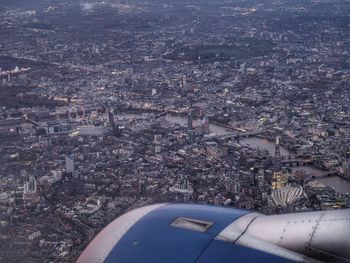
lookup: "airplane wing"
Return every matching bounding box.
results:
[77,204,350,263]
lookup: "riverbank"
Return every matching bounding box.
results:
[116,111,350,194]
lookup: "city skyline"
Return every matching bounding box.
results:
[0,0,350,262]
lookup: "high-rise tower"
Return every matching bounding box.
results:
[272,136,284,190]
[274,136,282,172]
[182,75,187,90]
[24,175,37,194]
[108,109,120,136]
[202,116,210,134]
[65,155,75,174]
[7,72,11,83]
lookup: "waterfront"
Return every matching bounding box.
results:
[237,138,350,194]
[239,138,350,193]
[116,114,232,136]
[116,113,350,194]
[2,1,350,261]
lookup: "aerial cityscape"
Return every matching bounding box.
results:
[0,0,350,262]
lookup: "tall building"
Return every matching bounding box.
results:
[7,72,11,83]
[24,175,37,194]
[214,194,224,205]
[240,63,247,74]
[181,177,189,190]
[108,109,120,136]
[187,109,195,143]
[202,116,210,134]
[155,145,161,154]
[23,175,40,201]
[65,155,75,174]
[234,60,241,69]
[272,136,285,190]
[274,136,282,172]
[159,112,167,126]
[181,75,187,90]
[188,130,195,144]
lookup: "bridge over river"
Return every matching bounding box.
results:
[114,113,350,194]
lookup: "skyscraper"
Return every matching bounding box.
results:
[182,75,187,90]
[24,175,37,194]
[65,155,75,174]
[7,72,11,83]
[202,116,210,134]
[272,136,284,190]
[274,136,282,172]
[108,109,120,136]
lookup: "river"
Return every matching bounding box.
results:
[116,113,350,193]
[116,114,231,136]
[241,138,350,193]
